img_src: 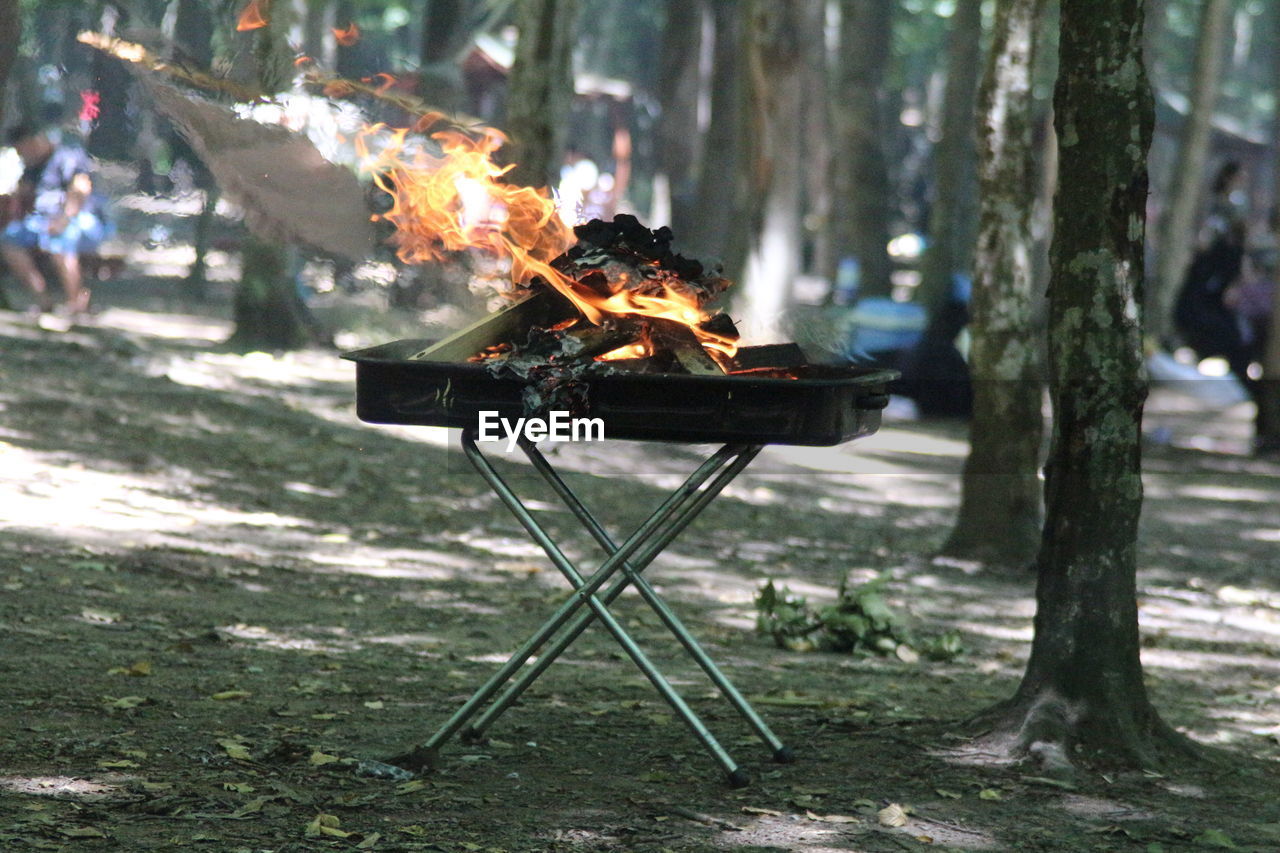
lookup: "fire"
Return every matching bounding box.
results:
[332,23,361,46]
[596,342,652,362]
[357,124,737,358]
[236,0,269,31]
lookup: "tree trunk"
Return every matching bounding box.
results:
[735,0,811,342]
[503,0,579,190]
[831,0,895,300]
[652,0,706,235]
[227,0,327,352]
[0,0,20,131]
[0,0,13,310]
[172,0,215,68]
[419,0,478,114]
[302,0,338,70]
[978,0,1195,771]
[687,0,746,269]
[916,0,984,312]
[941,0,1047,569]
[1150,0,1231,345]
[1258,10,1280,454]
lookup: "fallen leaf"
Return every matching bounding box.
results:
[363,700,384,710]
[935,788,962,799]
[806,811,858,824]
[231,797,270,818]
[1193,829,1237,849]
[218,739,253,761]
[210,690,252,701]
[59,826,107,838]
[895,644,920,664]
[741,806,783,816]
[878,803,909,827]
[81,608,120,624]
[97,760,138,769]
[223,782,255,794]
[108,661,152,677]
[356,832,381,849]
[978,788,1003,801]
[395,780,428,795]
[309,750,340,766]
[103,696,148,709]
[304,813,350,838]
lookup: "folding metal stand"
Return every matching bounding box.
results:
[395,426,794,786]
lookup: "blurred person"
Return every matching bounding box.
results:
[0,124,106,316]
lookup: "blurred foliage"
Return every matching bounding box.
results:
[754,575,963,661]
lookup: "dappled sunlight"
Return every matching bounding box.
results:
[0,775,127,801]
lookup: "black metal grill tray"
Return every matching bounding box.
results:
[343,339,896,446]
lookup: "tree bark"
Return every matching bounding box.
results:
[916,0,984,312]
[419,0,479,114]
[0,0,20,131]
[227,0,327,352]
[652,0,706,236]
[941,0,1046,569]
[1150,0,1231,345]
[831,0,895,299]
[503,0,579,190]
[172,0,215,69]
[735,0,812,342]
[979,0,1195,770]
[302,0,338,70]
[687,0,746,269]
[1258,9,1280,453]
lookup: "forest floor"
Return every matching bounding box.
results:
[2,272,1280,852]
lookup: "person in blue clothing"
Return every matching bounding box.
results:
[1,125,107,316]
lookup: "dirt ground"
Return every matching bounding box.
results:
[2,274,1280,852]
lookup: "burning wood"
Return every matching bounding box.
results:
[406,215,816,414]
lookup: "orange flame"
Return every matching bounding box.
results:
[357,125,737,358]
[236,0,269,31]
[332,22,360,46]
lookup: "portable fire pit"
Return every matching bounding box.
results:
[344,292,894,786]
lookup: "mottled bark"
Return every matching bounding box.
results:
[942,0,1046,569]
[228,1,327,352]
[503,0,579,190]
[980,0,1194,769]
[1151,0,1231,345]
[735,0,812,341]
[831,0,894,299]
[917,0,984,312]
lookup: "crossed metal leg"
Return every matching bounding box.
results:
[396,426,792,786]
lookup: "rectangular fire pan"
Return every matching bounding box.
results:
[344,339,896,446]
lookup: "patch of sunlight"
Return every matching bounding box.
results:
[1140,647,1280,673]
[766,444,952,476]
[950,621,1034,642]
[362,632,445,648]
[160,349,351,394]
[95,307,229,342]
[304,546,476,581]
[0,442,308,537]
[1175,484,1280,503]
[851,427,970,458]
[221,623,350,653]
[1243,527,1280,543]
[1059,795,1155,821]
[0,776,124,800]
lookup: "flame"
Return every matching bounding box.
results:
[596,342,652,362]
[358,124,737,358]
[236,0,269,31]
[333,22,360,46]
